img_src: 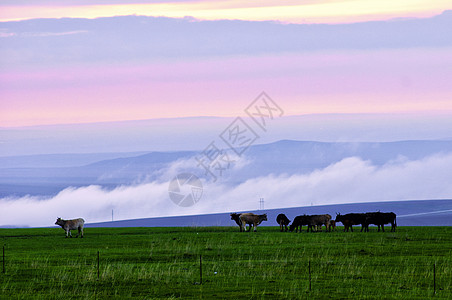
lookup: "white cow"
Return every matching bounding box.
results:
[55,217,85,238]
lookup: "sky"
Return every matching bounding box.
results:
[0,1,452,127]
[1,1,452,226]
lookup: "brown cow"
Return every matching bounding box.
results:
[230,213,256,232]
[329,220,336,231]
[239,213,267,232]
[306,214,331,232]
[55,217,85,238]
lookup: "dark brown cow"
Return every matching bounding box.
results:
[289,215,310,232]
[335,213,366,232]
[289,214,331,232]
[329,220,337,231]
[230,213,244,231]
[306,214,331,232]
[239,213,267,232]
[55,217,85,238]
[276,214,291,232]
[364,212,397,232]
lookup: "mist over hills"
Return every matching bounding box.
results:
[1,137,452,227]
[1,139,452,197]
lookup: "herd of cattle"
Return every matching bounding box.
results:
[230,212,397,233]
[54,212,396,237]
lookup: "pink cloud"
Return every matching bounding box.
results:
[1,48,451,127]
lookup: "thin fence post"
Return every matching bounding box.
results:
[200,254,202,285]
[308,260,311,291]
[433,262,436,296]
[97,251,100,280]
[2,245,5,274]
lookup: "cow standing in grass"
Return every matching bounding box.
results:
[364,212,397,232]
[289,215,311,232]
[307,214,332,232]
[230,213,245,232]
[230,213,256,232]
[239,213,267,232]
[335,213,366,232]
[276,214,291,232]
[329,220,337,231]
[55,217,85,238]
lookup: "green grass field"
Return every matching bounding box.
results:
[0,226,451,299]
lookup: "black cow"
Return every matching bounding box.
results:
[364,212,397,232]
[335,213,366,232]
[289,215,311,233]
[276,214,291,232]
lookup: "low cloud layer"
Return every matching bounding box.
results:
[1,152,452,227]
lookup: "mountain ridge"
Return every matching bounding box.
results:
[1,139,452,198]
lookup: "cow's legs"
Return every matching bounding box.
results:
[381,224,385,232]
[76,226,83,238]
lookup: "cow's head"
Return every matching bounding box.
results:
[230,213,239,221]
[55,217,64,226]
[261,214,268,221]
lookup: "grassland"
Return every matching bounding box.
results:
[0,226,451,299]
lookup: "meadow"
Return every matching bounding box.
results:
[0,226,451,299]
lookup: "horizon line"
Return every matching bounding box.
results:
[0,7,450,24]
[3,111,452,129]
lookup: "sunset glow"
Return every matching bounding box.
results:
[1,1,451,127]
[1,0,451,23]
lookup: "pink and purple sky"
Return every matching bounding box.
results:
[0,0,451,127]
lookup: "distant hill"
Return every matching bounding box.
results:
[86,199,452,228]
[2,139,452,197]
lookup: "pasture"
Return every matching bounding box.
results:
[0,226,451,299]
